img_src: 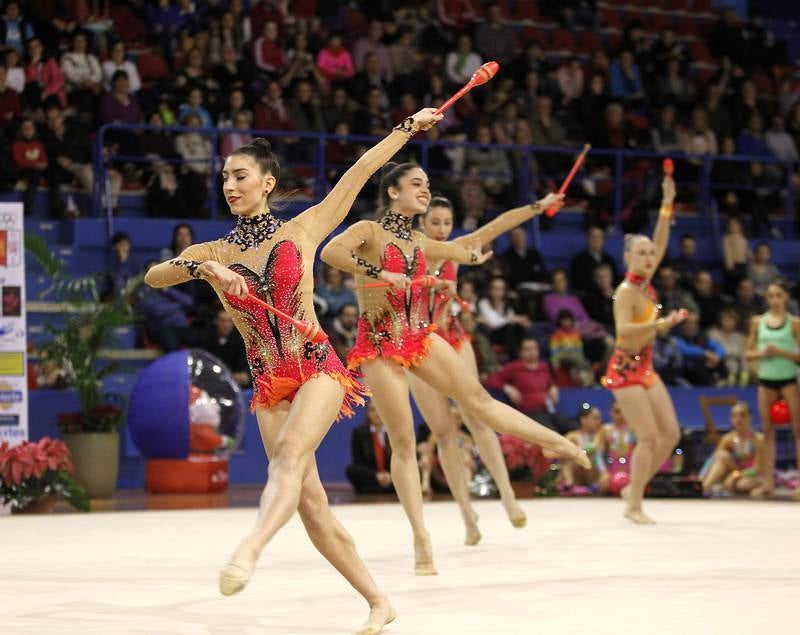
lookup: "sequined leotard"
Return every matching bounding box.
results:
[145,128,416,419]
[321,212,480,369]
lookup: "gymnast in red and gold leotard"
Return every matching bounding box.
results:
[144,108,443,635]
[603,175,687,525]
[322,164,590,575]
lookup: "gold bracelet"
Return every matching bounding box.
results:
[659,205,673,218]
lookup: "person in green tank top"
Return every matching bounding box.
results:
[745,279,800,499]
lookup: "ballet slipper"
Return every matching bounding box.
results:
[353,598,397,635]
[464,511,481,546]
[219,541,259,596]
[623,508,656,525]
[504,501,527,528]
[414,532,437,576]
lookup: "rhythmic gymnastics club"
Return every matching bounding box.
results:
[226,293,329,343]
[545,144,591,217]
[663,157,675,225]
[359,275,439,290]
[434,61,500,115]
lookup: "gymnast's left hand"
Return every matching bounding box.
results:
[435,279,457,297]
[199,260,249,299]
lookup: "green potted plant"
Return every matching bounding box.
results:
[26,234,140,499]
[0,437,90,513]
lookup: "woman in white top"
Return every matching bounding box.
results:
[102,41,141,93]
[721,217,751,294]
[445,34,481,86]
[60,32,102,94]
[708,307,749,385]
[477,276,531,357]
[4,49,26,93]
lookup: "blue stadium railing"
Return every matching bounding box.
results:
[94,123,799,238]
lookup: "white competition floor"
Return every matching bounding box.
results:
[1,498,798,635]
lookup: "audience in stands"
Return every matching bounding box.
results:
[346,401,394,495]
[674,312,727,386]
[569,227,619,293]
[329,302,358,365]
[135,262,197,352]
[198,308,250,388]
[104,231,139,301]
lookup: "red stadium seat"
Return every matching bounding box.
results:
[552,29,576,52]
[600,8,623,29]
[579,31,604,54]
[109,6,147,45]
[752,73,776,96]
[137,52,169,81]
[675,16,700,36]
[688,41,713,62]
[521,27,550,47]
[513,1,540,20]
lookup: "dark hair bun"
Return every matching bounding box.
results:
[250,137,272,152]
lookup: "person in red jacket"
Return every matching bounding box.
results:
[12,118,60,216]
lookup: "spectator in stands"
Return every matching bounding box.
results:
[692,270,720,329]
[329,302,358,365]
[0,65,21,132]
[160,223,194,261]
[712,136,748,216]
[281,31,323,89]
[216,88,246,128]
[286,80,325,133]
[680,107,718,181]
[460,309,498,380]
[12,117,52,215]
[209,10,249,64]
[499,226,547,288]
[44,104,121,216]
[252,79,293,132]
[214,45,253,95]
[656,56,694,107]
[178,87,213,129]
[675,312,727,386]
[316,264,357,318]
[655,264,699,316]
[4,48,25,94]
[353,20,392,79]
[99,71,144,159]
[227,0,252,45]
[477,276,530,357]
[732,80,763,135]
[253,20,285,76]
[577,73,610,134]
[746,161,781,239]
[474,4,517,66]
[220,109,253,157]
[464,124,512,203]
[346,401,394,495]
[102,41,141,93]
[787,101,800,150]
[1,2,33,53]
[316,33,355,88]
[672,233,700,290]
[147,0,182,67]
[322,86,358,132]
[652,330,686,386]
[609,50,644,103]
[351,52,390,106]
[650,104,682,155]
[582,263,615,334]
[709,307,749,386]
[484,337,572,433]
[445,33,481,87]
[437,0,482,30]
[104,231,139,300]
[555,56,584,107]
[747,242,781,298]
[722,217,750,293]
[764,115,798,162]
[530,93,566,151]
[737,113,773,158]
[569,226,619,293]
[355,87,392,137]
[60,31,102,114]
[199,309,250,387]
[731,278,766,328]
[550,309,594,387]
[24,37,66,108]
[705,81,733,142]
[175,112,211,216]
[591,102,635,152]
[389,28,419,90]
[135,261,196,351]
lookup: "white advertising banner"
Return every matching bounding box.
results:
[0,203,27,446]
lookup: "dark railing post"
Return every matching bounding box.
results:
[315,135,328,199]
[700,155,711,216]
[614,151,623,231]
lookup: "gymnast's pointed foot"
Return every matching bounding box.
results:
[623,507,656,525]
[572,448,592,470]
[414,532,438,576]
[219,539,260,595]
[504,501,527,528]
[353,597,397,635]
[464,511,482,546]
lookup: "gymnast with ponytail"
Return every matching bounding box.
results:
[321,163,591,576]
[144,107,444,635]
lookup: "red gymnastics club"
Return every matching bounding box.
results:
[434,61,500,115]
[545,144,591,217]
[663,157,675,224]
[359,275,440,290]
[226,292,329,343]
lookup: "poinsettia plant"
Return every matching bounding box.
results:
[0,438,90,511]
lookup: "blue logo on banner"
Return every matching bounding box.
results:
[0,414,20,426]
[0,390,22,403]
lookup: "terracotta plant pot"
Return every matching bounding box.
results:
[12,495,58,514]
[62,432,119,499]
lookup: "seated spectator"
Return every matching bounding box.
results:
[355,87,392,137]
[60,32,102,116]
[0,65,21,133]
[581,263,615,335]
[680,107,718,181]
[460,310,499,380]
[281,31,324,89]
[499,226,547,288]
[474,4,517,65]
[712,137,748,216]
[484,337,572,434]
[346,401,394,495]
[555,56,584,107]
[351,52,390,107]
[178,87,213,129]
[316,33,355,87]
[253,80,294,132]
[329,302,358,365]
[216,88,247,128]
[708,307,749,385]
[1,2,34,53]
[286,80,326,133]
[609,50,644,103]
[214,45,253,95]
[104,231,139,300]
[530,95,566,175]
[323,86,359,132]
[737,113,773,158]
[656,57,694,106]
[24,37,66,108]
[730,278,766,327]
[651,104,682,154]
[99,70,144,157]
[591,101,636,152]
[445,33,481,87]
[12,118,53,216]
[220,109,253,157]
[672,233,700,289]
[457,165,488,231]
[209,10,249,64]
[160,223,194,261]
[253,20,285,76]
[747,242,781,298]
[721,217,751,293]
[569,226,619,293]
[353,20,392,78]
[317,264,357,318]
[477,276,530,358]
[549,310,594,387]
[4,48,25,94]
[652,330,687,386]
[764,115,799,162]
[655,264,699,316]
[175,112,211,216]
[693,270,720,329]
[135,262,197,352]
[674,312,727,385]
[102,41,141,93]
[464,124,512,202]
[199,309,250,388]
